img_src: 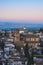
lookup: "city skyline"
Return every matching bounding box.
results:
[0,0,43,23]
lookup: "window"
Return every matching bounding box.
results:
[31,38,34,41]
[26,38,30,41]
[36,38,39,41]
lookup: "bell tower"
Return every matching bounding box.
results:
[14,29,20,43]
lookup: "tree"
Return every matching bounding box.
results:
[24,43,29,58]
[24,43,31,65]
[31,48,34,65]
[0,61,2,65]
[0,40,5,53]
[0,40,5,58]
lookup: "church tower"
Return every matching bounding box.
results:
[14,29,20,44]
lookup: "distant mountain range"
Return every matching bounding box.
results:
[0,22,43,31]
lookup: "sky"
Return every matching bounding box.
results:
[0,0,43,23]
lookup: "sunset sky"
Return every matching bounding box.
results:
[0,0,43,23]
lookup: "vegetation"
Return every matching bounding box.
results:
[24,43,34,65]
[0,40,5,51]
